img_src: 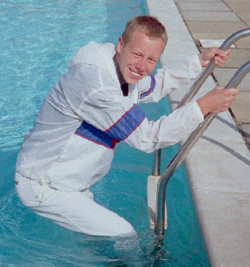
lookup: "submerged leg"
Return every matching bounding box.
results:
[15,173,136,237]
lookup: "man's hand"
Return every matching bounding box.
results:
[198,48,230,68]
[197,86,239,116]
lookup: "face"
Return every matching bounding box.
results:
[116,31,166,84]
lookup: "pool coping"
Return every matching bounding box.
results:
[146,0,250,266]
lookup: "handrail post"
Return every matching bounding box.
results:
[152,149,161,176]
[155,59,250,236]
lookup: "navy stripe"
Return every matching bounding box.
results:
[105,104,145,141]
[75,122,118,149]
[75,104,145,148]
[140,75,156,98]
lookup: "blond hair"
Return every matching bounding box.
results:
[122,16,168,45]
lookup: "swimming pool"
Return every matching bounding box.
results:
[0,0,209,265]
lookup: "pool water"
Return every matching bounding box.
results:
[0,0,209,265]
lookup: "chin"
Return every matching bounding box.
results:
[126,75,143,84]
[127,79,138,84]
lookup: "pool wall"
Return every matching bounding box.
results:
[146,0,250,266]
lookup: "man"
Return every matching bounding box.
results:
[15,16,238,236]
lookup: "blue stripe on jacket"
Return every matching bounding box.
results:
[75,121,118,149]
[75,104,145,149]
[140,75,156,98]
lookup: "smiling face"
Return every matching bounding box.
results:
[116,30,166,84]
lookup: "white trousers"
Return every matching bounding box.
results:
[15,172,136,237]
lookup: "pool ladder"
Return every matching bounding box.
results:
[147,28,250,238]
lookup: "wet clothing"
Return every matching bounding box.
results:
[15,42,203,236]
[15,172,136,236]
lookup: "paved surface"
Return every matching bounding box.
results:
[146,0,250,266]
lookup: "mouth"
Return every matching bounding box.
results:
[129,68,143,79]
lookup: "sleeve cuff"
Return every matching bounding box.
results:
[193,100,204,122]
[193,54,203,74]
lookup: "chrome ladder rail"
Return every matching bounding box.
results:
[155,60,250,236]
[152,28,250,177]
[176,28,250,108]
[152,28,250,237]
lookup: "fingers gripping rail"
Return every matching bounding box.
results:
[146,28,250,237]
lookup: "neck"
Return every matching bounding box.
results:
[113,55,126,85]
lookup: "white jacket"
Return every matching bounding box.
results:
[16,42,203,191]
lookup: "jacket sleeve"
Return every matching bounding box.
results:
[138,55,202,103]
[64,64,204,153]
[124,101,204,153]
[83,88,204,153]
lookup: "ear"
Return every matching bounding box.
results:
[116,36,123,53]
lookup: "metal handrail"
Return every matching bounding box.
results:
[155,60,250,236]
[152,28,250,177]
[153,27,250,237]
[177,28,250,108]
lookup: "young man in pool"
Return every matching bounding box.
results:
[15,16,238,236]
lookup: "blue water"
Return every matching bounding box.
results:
[0,0,208,266]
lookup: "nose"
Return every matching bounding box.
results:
[135,58,147,72]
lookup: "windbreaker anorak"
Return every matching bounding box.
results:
[16,42,203,192]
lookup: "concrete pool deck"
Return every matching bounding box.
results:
[146,0,250,266]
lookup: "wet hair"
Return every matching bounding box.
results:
[122,15,168,45]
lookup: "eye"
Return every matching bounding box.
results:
[149,58,157,63]
[133,52,141,57]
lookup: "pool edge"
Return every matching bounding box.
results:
[146,0,250,266]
